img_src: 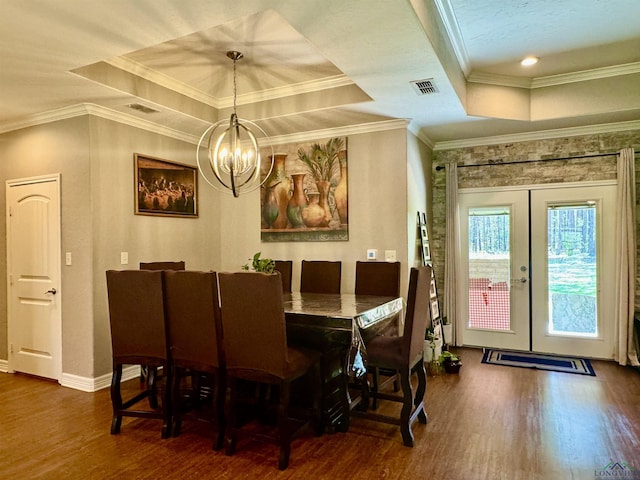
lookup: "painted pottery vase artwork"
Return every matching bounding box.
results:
[334,149,348,226]
[301,193,327,228]
[262,154,291,229]
[260,137,348,242]
[286,173,308,228]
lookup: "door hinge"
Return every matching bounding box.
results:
[10,343,14,354]
[8,206,12,216]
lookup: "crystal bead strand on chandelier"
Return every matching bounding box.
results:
[197,51,273,197]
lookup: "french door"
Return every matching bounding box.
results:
[458,182,616,359]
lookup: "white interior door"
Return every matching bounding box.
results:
[7,175,62,381]
[530,184,616,358]
[458,189,530,350]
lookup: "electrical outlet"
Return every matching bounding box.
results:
[120,252,129,265]
[384,250,397,262]
[65,252,72,266]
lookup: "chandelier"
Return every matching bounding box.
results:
[197,51,273,197]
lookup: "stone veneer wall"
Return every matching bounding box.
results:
[432,128,640,314]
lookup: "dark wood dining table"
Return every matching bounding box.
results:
[282,292,404,432]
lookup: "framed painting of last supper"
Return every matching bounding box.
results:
[134,153,198,217]
[260,136,348,242]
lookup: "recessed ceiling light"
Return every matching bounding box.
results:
[521,56,539,67]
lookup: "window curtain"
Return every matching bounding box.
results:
[444,163,459,345]
[614,148,639,366]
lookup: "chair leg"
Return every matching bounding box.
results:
[398,367,415,447]
[214,371,226,451]
[224,377,238,456]
[161,366,172,439]
[277,381,292,470]
[171,367,184,437]
[370,367,379,410]
[414,360,428,424]
[148,367,159,409]
[110,364,124,434]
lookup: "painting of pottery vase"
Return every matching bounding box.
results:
[260,137,348,242]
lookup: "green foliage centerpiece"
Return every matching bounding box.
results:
[242,252,275,274]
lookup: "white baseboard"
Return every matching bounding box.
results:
[59,365,140,392]
[0,359,8,373]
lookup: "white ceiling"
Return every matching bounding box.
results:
[1,0,639,147]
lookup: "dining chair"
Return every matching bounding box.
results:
[164,270,226,450]
[138,261,185,387]
[218,271,321,470]
[300,260,341,294]
[351,265,430,447]
[355,261,401,297]
[354,261,402,392]
[105,269,172,438]
[274,260,293,294]
[139,261,186,270]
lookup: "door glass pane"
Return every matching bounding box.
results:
[547,203,597,337]
[468,207,511,331]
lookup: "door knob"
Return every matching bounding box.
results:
[45,288,57,295]
[518,277,527,283]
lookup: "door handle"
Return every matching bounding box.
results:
[518,277,527,283]
[45,288,57,295]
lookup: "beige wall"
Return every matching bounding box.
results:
[0,117,92,371]
[216,128,413,297]
[407,131,431,269]
[88,117,220,376]
[0,118,431,382]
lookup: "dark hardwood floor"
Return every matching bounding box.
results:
[2,348,639,479]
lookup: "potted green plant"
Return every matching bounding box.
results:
[241,252,275,274]
[438,350,462,374]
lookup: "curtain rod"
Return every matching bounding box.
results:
[434,150,637,171]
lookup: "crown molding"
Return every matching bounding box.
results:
[467,62,640,90]
[0,103,408,145]
[106,57,219,107]
[531,62,640,88]
[83,104,200,144]
[408,122,435,149]
[433,119,640,150]
[0,104,91,134]
[106,57,354,108]
[265,119,409,146]
[432,0,471,76]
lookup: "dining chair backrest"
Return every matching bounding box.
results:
[402,265,432,363]
[274,260,293,294]
[164,270,222,371]
[354,261,401,297]
[300,260,341,294]
[218,272,289,378]
[140,261,186,271]
[106,270,168,363]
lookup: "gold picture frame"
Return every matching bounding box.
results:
[134,154,198,217]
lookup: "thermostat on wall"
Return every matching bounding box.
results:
[367,249,378,260]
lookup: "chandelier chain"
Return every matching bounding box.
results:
[232,56,237,114]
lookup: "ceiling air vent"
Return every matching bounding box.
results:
[410,78,439,95]
[126,103,160,114]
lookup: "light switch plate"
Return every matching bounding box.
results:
[367,249,378,260]
[120,252,129,265]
